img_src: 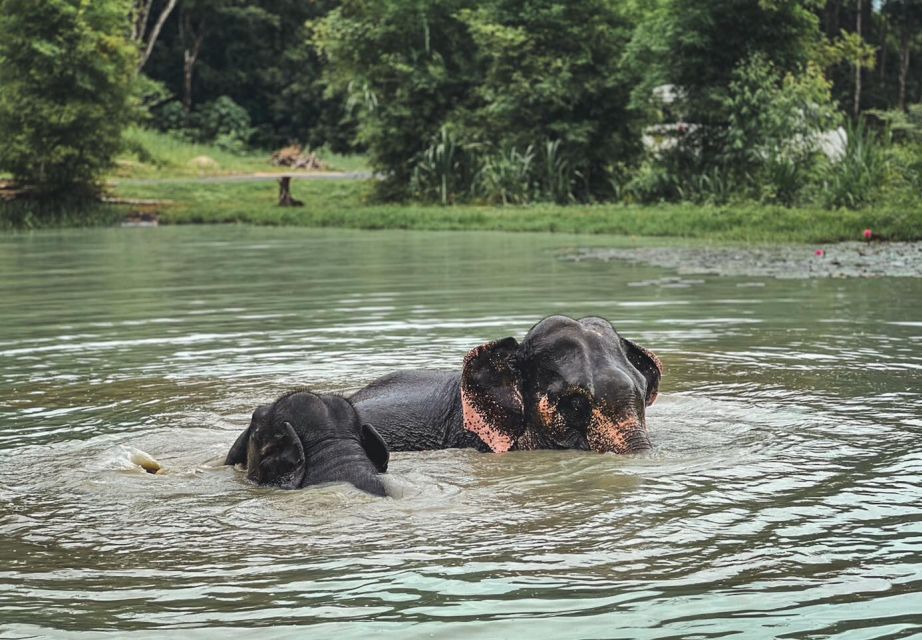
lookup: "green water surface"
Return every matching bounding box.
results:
[0,227,920,639]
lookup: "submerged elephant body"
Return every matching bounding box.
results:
[349,370,489,451]
[350,315,663,455]
[225,390,390,496]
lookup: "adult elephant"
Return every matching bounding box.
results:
[349,315,662,454]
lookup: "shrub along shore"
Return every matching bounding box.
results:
[2,3,921,239]
[102,178,918,244]
[3,175,918,243]
[2,128,918,243]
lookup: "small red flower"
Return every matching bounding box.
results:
[815,249,825,257]
[863,228,873,240]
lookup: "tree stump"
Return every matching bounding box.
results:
[277,176,303,207]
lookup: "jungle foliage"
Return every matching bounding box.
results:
[0,0,136,199]
[313,0,922,206]
[2,0,922,213]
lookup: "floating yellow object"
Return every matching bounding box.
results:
[120,445,164,475]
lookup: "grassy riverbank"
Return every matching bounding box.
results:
[112,178,921,243]
[115,128,369,179]
[3,129,919,242]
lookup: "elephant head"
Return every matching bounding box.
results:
[460,316,662,454]
[231,390,390,495]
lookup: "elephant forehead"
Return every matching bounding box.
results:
[274,393,357,433]
[526,317,621,358]
[525,328,591,366]
[274,390,326,415]
[527,332,623,376]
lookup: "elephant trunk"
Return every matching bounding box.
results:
[303,439,387,496]
[587,407,651,454]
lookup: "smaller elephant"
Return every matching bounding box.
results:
[224,389,390,496]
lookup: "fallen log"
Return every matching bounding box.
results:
[0,181,23,202]
[270,145,327,170]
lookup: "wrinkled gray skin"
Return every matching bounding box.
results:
[225,390,390,496]
[350,315,662,454]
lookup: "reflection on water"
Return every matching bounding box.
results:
[1,227,920,638]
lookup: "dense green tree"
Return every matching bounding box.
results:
[144,0,349,149]
[883,0,922,111]
[0,0,136,198]
[723,55,840,204]
[449,0,641,199]
[815,1,922,113]
[316,0,643,200]
[314,0,480,197]
[657,0,824,124]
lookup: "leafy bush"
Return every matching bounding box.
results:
[155,102,190,136]
[0,0,136,199]
[191,97,254,152]
[409,127,582,205]
[621,160,680,203]
[629,55,842,207]
[410,128,477,205]
[152,96,254,153]
[819,119,889,209]
[723,55,840,205]
[861,105,922,206]
[317,0,641,202]
[475,146,536,205]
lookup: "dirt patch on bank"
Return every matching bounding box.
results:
[565,242,922,278]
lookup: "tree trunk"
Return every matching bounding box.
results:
[899,29,911,112]
[878,16,888,81]
[133,0,151,43]
[278,177,303,207]
[183,53,194,112]
[826,0,842,37]
[180,12,206,112]
[854,0,863,118]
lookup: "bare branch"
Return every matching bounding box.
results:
[135,0,180,71]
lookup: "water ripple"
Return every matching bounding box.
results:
[1,228,920,637]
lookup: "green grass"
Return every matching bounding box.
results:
[114,178,922,243]
[6,130,917,241]
[114,128,369,179]
[0,199,129,230]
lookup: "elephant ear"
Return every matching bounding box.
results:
[621,337,663,406]
[246,421,306,489]
[361,423,390,473]
[224,404,271,466]
[460,337,525,453]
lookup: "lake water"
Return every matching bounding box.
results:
[1,227,920,639]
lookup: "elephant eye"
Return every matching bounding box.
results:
[557,390,592,431]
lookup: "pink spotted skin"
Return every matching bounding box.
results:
[460,339,523,453]
[537,395,555,429]
[539,393,648,453]
[588,407,643,454]
[635,344,662,406]
[458,319,660,453]
[461,388,514,453]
